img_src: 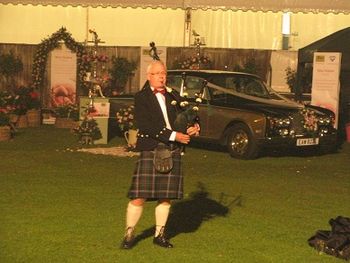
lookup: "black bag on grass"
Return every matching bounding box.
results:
[308,216,350,260]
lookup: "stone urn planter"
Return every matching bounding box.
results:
[124,129,138,148]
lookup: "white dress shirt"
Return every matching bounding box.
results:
[152,87,176,141]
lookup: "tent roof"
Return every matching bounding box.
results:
[0,0,350,14]
[298,27,350,64]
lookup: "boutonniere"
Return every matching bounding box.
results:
[165,86,173,93]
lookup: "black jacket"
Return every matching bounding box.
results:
[135,86,183,151]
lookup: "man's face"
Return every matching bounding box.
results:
[147,63,167,89]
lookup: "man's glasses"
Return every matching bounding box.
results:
[149,71,167,76]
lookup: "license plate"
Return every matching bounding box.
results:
[296,138,319,146]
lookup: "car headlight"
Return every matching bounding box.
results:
[267,117,291,136]
[318,116,332,125]
[269,117,291,128]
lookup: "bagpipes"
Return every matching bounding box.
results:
[148,42,204,136]
[168,72,206,134]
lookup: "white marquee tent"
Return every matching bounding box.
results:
[1,0,350,13]
[1,0,349,49]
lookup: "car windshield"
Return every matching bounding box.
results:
[167,73,271,99]
[207,75,270,98]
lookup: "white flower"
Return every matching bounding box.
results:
[183,92,188,97]
[171,100,177,105]
[192,106,199,111]
[166,86,173,93]
[195,97,202,103]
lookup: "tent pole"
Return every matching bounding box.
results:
[85,7,89,45]
[183,8,191,47]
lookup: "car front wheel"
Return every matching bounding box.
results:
[226,124,259,159]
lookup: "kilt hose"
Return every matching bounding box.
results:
[127,148,183,200]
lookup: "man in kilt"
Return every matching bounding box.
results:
[121,60,200,249]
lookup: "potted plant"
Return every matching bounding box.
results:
[116,104,138,147]
[73,116,102,145]
[25,88,41,127]
[0,92,12,140]
[53,103,79,129]
[109,57,137,95]
[0,51,23,91]
[0,109,11,141]
[10,86,31,128]
[285,66,297,93]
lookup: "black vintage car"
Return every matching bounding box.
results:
[166,70,337,159]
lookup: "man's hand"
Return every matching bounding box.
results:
[175,132,191,144]
[187,123,200,137]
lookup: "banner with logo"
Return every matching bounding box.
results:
[139,46,167,89]
[50,44,77,107]
[311,52,342,128]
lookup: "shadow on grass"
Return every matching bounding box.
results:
[133,183,241,244]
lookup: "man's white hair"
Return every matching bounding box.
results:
[146,60,167,74]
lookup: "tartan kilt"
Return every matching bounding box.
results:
[127,148,183,200]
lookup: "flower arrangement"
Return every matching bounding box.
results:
[31,27,88,92]
[73,117,102,144]
[53,103,79,120]
[177,55,212,70]
[109,56,137,92]
[0,90,13,108]
[82,53,108,64]
[27,89,40,110]
[301,108,318,133]
[0,108,10,127]
[0,91,15,126]
[116,105,136,132]
[4,86,41,115]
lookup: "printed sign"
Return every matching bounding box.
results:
[88,102,110,118]
[50,44,77,107]
[311,52,342,128]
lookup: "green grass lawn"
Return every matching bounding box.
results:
[1,126,349,263]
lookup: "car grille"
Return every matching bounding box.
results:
[290,111,305,135]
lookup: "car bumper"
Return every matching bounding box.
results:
[258,133,338,149]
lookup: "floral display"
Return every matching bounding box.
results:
[109,56,137,92]
[116,105,136,132]
[53,103,79,120]
[73,117,102,144]
[0,87,40,116]
[0,108,10,126]
[27,89,40,110]
[301,108,318,133]
[0,90,12,126]
[82,53,109,64]
[176,55,212,70]
[31,27,89,92]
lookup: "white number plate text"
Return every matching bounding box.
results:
[296,138,319,146]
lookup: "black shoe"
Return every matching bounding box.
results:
[153,234,173,248]
[120,227,135,249]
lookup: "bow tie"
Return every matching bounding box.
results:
[153,89,166,95]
